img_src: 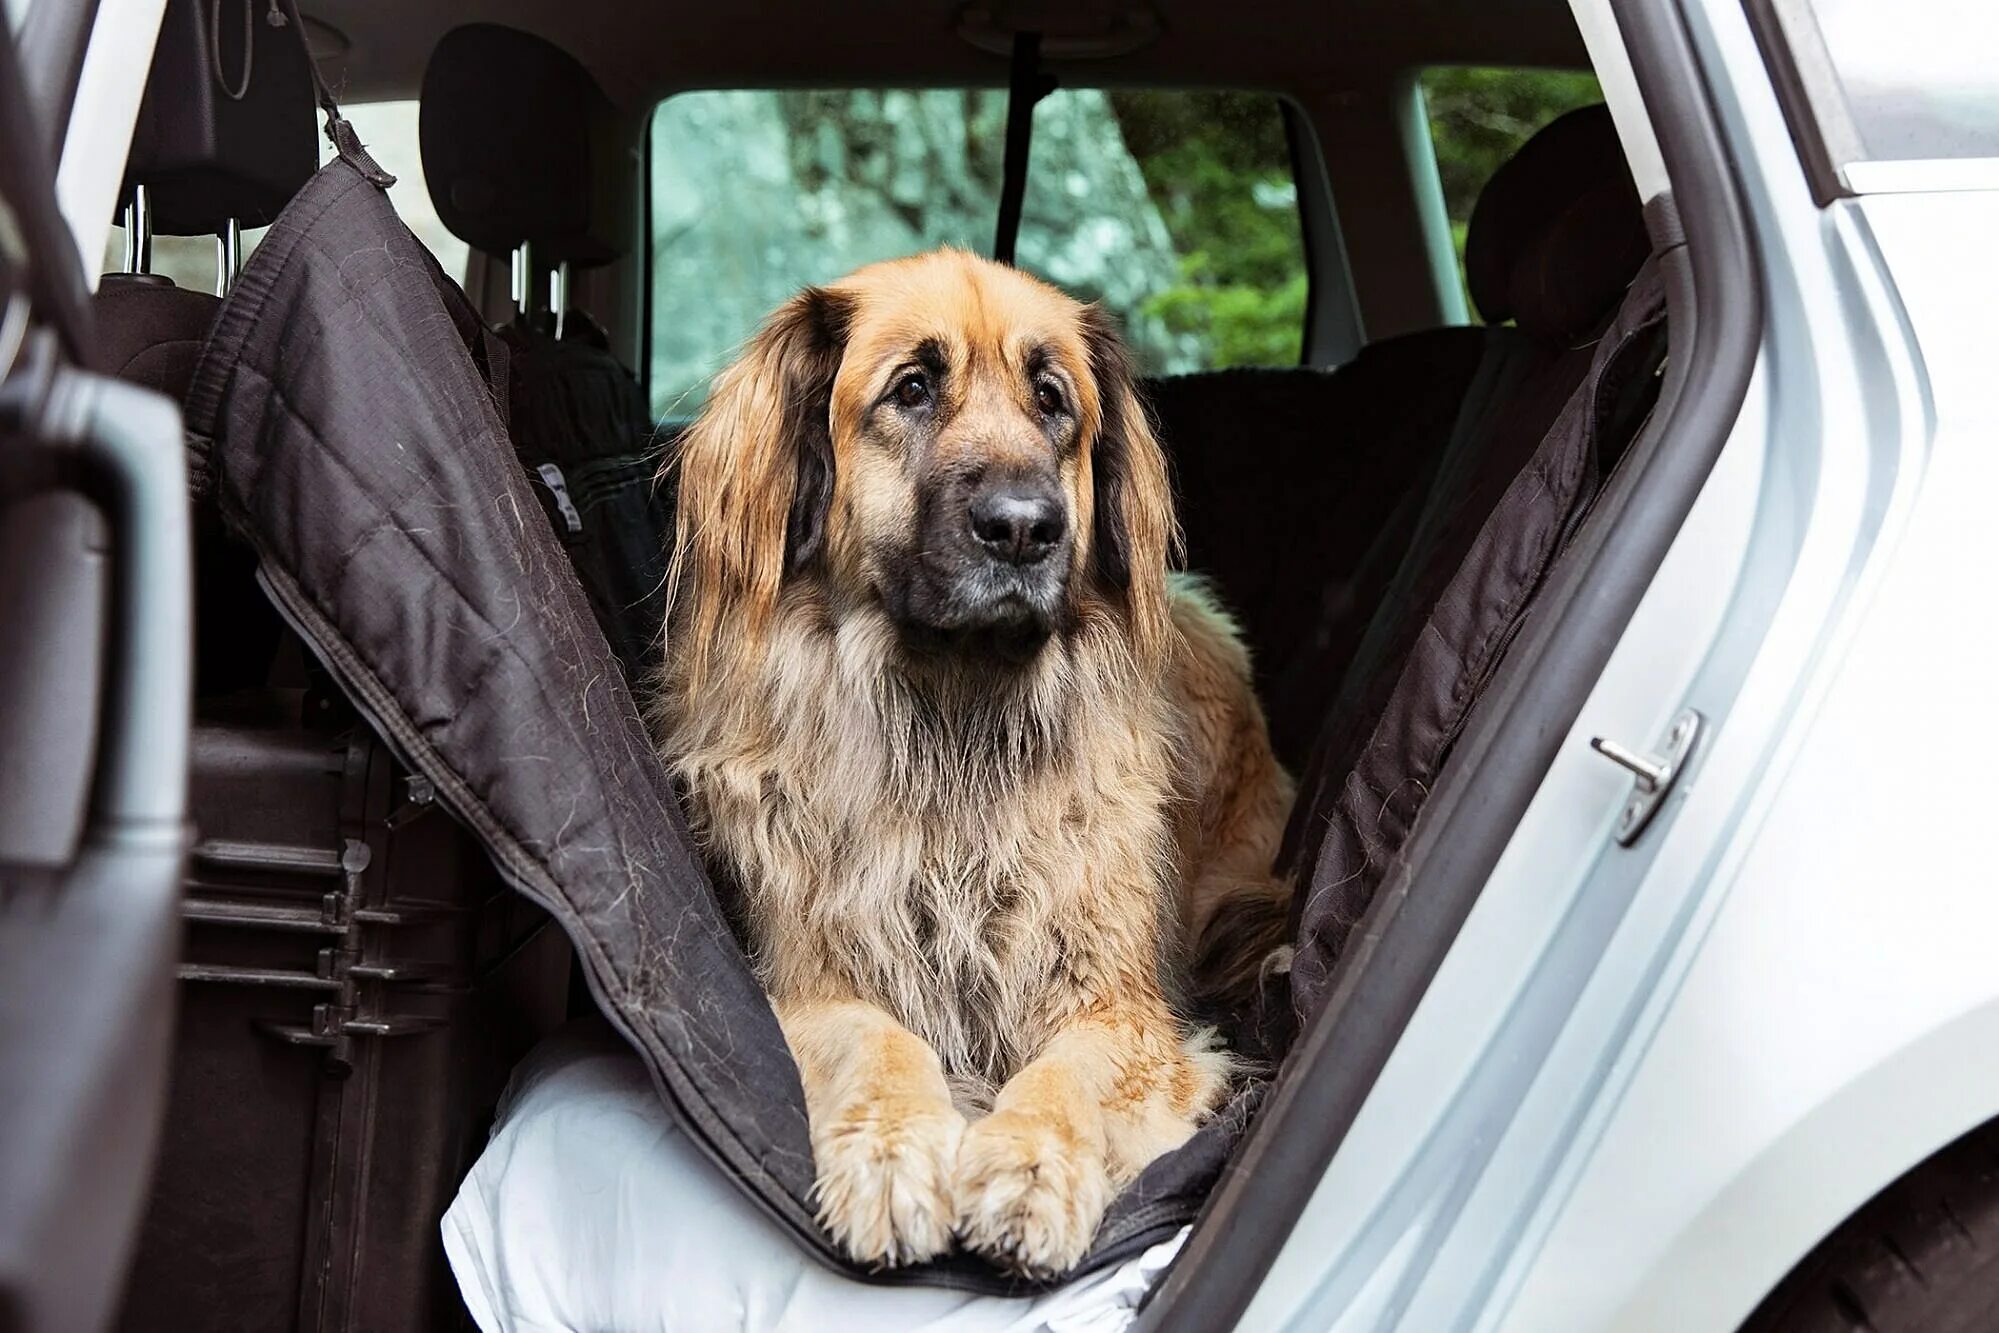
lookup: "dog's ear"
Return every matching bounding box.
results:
[1079,304,1181,670]
[668,286,851,687]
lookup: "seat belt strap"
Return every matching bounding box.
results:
[992,32,1055,266]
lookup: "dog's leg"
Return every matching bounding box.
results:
[953,994,1228,1277]
[777,997,967,1268]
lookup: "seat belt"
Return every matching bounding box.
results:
[991,31,1055,266]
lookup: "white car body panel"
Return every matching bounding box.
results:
[1505,194,1999,1333]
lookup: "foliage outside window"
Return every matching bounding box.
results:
[647,89,1306,418]
[1109,92,1307,373]
[1420,67,1605,320]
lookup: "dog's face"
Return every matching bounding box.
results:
[826,256,1104,659]
[672,250,1176,684]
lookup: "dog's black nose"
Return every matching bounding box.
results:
[969,482,1066,566]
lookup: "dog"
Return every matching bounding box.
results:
[653,249,1293,1278]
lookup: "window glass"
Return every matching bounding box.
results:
[647,89,1305,418]
[1804,0,1999,161]
[1419,67,1604,320]
[101,99,467,288]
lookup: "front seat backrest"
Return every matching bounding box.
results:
[94,0,320,695]
[420,25,667,683]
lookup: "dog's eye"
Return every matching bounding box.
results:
[894,372,932,410]
[1035,380,1065,415]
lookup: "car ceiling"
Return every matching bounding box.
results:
[303,0,1589,111]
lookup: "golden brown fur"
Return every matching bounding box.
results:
[653,249,1291,1276]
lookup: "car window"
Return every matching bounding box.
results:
[101,99,467,290]
[1800,0,1999,162]
[646,88,1306,419]
[1418,67,1604,321]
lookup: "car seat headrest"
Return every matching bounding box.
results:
[419,24,623,267]
[1463,104,1651,341]
[121,0,319,235]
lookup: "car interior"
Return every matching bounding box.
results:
[34,0,1705,1326]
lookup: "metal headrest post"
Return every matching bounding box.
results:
[120,184,155,275]
[510,239,534,321]
[549,261,569,340]
[215,219,243,297]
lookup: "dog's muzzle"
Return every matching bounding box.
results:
[887,470,1073,661]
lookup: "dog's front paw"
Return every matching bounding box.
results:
[812,1104,966,1268]
[953,1109,1113,1278]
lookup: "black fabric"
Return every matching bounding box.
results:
[122,0,318,234]
[91,276,218,402]
[1143,338,1490,770]
[1284,259,1670,1019]
[419,24,623,266]
[502,319,671,682]
[181,156,1226,1290]
[1463,104,1648,340]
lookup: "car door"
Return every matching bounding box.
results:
[0,6,192,1331]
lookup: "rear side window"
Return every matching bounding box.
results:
[646,89,1306,418]
[1418,67,1604,319]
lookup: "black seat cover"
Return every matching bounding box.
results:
[1145,338,1489,768]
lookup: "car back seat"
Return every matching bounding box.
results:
[420,24,669,684]
[1142,105,1650,773]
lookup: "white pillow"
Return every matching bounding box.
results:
[443,1021,1188,1333]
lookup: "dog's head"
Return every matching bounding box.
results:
[670,249,1177,687]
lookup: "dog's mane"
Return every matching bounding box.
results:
[653,575,1184,1085]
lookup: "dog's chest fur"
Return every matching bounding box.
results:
[673,616,1176,1091]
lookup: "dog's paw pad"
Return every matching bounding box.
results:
[952,1110,1112,1279]
[813,1107,965,1268]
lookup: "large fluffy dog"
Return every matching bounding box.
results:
[654,249,1292,1277]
